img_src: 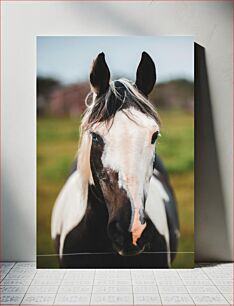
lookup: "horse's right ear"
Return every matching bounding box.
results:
[90,53,110,96]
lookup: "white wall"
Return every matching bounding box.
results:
[1,1,232,261]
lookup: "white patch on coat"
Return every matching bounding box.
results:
[51,132,92,258]
[145,175,171,266]
[51,171,87,258]
[93,107,159,244]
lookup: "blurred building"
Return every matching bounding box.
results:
[49,83,90,117]
[150,79,194,112]
[37,77,194,116]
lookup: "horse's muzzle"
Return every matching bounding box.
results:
[108,219,149,256]
[112,242,145,256]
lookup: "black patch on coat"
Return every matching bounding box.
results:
[153,155,180,262]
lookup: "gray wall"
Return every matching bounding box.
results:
[1,1,233,262]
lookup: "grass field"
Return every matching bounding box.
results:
[37,109,194,268]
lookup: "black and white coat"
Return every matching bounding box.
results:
[51,153,179,268]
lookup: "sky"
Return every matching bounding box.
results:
[37,36,194,85]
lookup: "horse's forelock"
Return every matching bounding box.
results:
[81,78,160,131]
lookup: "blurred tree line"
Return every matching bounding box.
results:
[37,77,61,116]
[37,76,194,117]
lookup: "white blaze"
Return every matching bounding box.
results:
[93,107,159,244]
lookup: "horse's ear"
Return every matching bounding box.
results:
[90,52,110,96]
[135,52,156,96]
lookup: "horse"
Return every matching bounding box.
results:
[51,52,179,268]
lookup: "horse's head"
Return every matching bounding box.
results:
[80,52,160,256]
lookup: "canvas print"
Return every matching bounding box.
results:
[37,36,194,268]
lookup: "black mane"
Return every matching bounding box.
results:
[83,79,160,130]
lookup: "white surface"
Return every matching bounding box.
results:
[0,262,233,305]
[1,1,233,261]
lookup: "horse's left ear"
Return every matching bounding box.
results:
[135,52,156,96]
[90,52,110,96]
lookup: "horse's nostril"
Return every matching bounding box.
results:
[109,221,124,235]
[115,221,124,233]
[114,235,125,247]
[108,221,126,246]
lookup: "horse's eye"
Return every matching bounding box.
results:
[91,132,103,145]
[151,131,159,144]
